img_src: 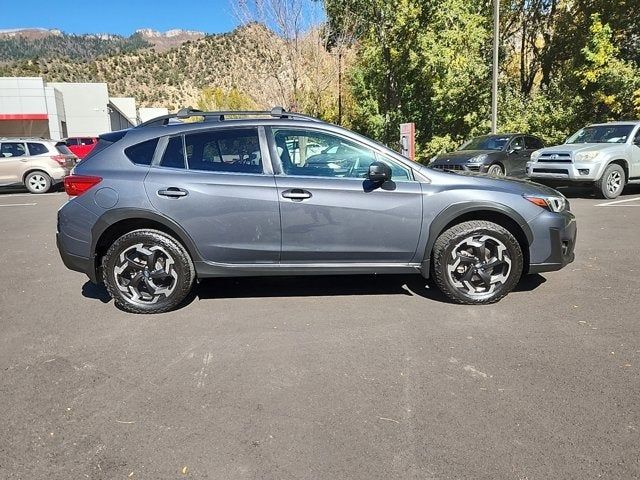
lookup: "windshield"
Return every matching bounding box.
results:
[566,125,634,144]
[460,135,510,151]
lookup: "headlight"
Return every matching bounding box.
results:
[523,194,567,212]
[467,154,487,164]
[530,150,542,161]
[574,151,600,162]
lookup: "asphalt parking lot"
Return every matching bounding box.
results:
[0,186,639,479]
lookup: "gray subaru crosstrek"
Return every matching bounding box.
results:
[57,108,576,313]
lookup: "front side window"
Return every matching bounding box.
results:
[185,128,262,174]
[0,142,26,158]
[273,129,379,179]
[65,138,79,146]
[27,143,49,156]
[509,136,525,150]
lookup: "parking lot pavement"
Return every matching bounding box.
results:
[0,188,639,480]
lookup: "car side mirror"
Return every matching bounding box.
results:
[367,161,392,183]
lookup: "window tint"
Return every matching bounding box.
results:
[27,143,49,155]
[125,138,159,165]
[66,138,79,146]
[185,129,262,174]
[0,142,26,158]
[525,136,544,150]
[159,136,185,169]
[509,136,525,149]
[80,137,95,145]
[55,143,73,155]
[274,129,381,179]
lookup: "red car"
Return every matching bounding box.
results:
[64,137,98,159]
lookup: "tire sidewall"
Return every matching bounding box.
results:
[487,164,504,176]
[434,223,523,304]
[102,230,194,314]
[598,164,625,199]
[25,171,51,194]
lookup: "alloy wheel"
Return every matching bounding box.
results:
[606,170,622,195]
[113,243,178,305]
[446,234,512,296]
[487,164,504,176]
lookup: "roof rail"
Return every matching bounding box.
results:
[136,106,323,128]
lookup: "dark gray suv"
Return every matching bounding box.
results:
[57,108,576,313]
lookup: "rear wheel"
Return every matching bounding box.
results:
[25,171,52,194]
[102,229,195,314]
[431,221,523,304]
[595,163,625,199]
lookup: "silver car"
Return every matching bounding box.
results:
[526,121,640,198]
[0,138,77,193]
[57,108,577,313]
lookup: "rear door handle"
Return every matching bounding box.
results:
[158,187,188,198]
[281,188,312,201]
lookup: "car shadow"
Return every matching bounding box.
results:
[556,184,640,199]
[81,281,111,303]
[193,273,547,304]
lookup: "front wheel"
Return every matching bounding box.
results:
[102,229,195,314]
[431,221,524,304]
[595,164,625,199]
[487,164,505,176]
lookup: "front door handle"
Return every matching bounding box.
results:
[282,188,312,201]
[158,187,188,198]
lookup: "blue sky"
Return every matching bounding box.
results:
[1,0,242,35]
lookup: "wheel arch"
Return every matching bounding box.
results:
[606,159,629,182]
[421,202,532,277]
[90,209,203,283]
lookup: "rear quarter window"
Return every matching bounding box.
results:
[55,143,73,155]
[125,138,159,165]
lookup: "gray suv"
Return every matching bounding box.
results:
[57,108,577,313]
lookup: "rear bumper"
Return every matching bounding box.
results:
[528,210,577,274]
[57,232,97,282]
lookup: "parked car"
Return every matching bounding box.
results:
[65,136,98,159]
[57,107,576,314]
[429,134,545,177]
[526,121,640,198]
[0,138,77,193]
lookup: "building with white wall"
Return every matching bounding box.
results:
[0,77,142,139]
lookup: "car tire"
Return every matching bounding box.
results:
[102,229,195,314]
[431,220,524,304]
[24,171,52,194]
[487,163,505,176]
[595,163,625,199]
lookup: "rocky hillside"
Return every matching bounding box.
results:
[0,24,291,110]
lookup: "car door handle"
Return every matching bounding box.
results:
[281,188,312,201]
[157,187,188,198]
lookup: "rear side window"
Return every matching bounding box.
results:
[185,129,262,174]
[80,137,95,145]
[27,143,49,155]
[159,136,185,169]
[125,138,159,165]
[66,138,79,146]
[526,136,544,150]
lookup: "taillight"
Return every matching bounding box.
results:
[64,175,102,196]
[52,154,67,166]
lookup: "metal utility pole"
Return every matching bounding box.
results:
[491,0,500,133]
[337,51,343,126]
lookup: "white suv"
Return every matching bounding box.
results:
[0,138,78,193]
[526,121,640,198]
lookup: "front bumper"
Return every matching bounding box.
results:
[526,161,603,182]
[527,209,577,274]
